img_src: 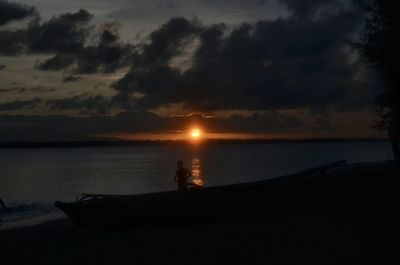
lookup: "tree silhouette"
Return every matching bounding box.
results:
[356,0,400,160]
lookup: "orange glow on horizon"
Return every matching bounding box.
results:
[97,132,289,141]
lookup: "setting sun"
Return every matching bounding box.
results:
[190,129,202,139]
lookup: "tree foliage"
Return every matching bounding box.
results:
[356,0,400,138]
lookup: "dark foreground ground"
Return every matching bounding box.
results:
[1,161,398,265]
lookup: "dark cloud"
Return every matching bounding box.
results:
[46,94,111,115]
[110,17,200,102]
[0,94,109,116]
[0,0,36,26]
[0,94,109,115]
[111,17,202,108]
[0,28,28,55]
[0,9,92,57]
[31,11,134,73]
[36,54,75,70]
[35,18,135,73]
[29,9,92,54]
[138,17,200,66]
[62,75,81,82]
[73,26,134,74]
[112,2,372,113]
[0,8,134,73]
[0,86,55,93]
[0,98,42,111]
[112,65,183,109]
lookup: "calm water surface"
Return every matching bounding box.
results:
[0,141,393,228]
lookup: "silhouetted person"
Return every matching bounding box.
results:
[174,160,191,191]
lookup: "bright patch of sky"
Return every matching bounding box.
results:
[18,0,289,41]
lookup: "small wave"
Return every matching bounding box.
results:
[0,201,59,228]
[1,201,53,213]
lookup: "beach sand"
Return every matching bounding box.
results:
[1,212,396,264]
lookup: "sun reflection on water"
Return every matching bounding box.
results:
[191,158,204,186]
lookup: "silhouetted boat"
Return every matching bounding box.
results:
[56,160,400,227]
[55,160,354,227]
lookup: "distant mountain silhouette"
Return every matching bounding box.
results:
[0,124,97,142]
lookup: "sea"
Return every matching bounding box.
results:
[0,141,394,230]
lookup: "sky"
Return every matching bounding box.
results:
[0,0,386,141]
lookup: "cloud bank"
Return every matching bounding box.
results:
[111,0,373,113]
[0,0,383,139]
[0,8,133,73]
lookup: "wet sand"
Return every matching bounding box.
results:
[1,161,398,265]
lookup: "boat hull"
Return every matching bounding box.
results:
[55,184,278,227]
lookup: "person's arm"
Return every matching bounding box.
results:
[0,198,6,210]
[173,171,178,182]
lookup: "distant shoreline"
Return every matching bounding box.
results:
[0,138,390,149]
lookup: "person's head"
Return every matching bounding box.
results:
[177,160,184,168]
